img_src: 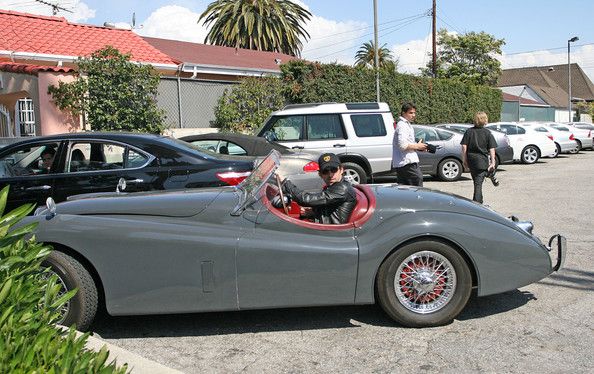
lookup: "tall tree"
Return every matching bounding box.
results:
[48,46,166,134]
[199,0,312,57]
[354,40,397,70]
[421,29,505,85]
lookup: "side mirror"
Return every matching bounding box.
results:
[263,130,278,142]
[45,197,56,219]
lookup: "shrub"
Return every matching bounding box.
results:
[0,186,126,373]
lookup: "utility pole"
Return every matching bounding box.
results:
[34,0,73,15]
[432,0,437,77]
[373,0,380,102]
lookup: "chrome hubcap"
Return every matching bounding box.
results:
[442,162,459,179]
[342,169,360,184]
[394,251,456,314]
[42,271,70,323]
[524,148,538,163]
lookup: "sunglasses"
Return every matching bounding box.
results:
[321,167,339,175]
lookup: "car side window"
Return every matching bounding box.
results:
[534,127,548,132]
[190,140,220,153]
[436,128,454,140]
[0,142,60,177]
[351,114,387,137]
[222,141,247,155]
[499,125,516,135]
[67,142,126,172]
[126,149,149,168]
[515,126,526,135]
[306,114,344,140]
[414,127,439,142]
[267,116,304,141]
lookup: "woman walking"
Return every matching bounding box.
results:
[461,112,497,204]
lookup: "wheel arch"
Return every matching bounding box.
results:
[45,242,106,312]
[373,235,479,300]
[336,153,372,176]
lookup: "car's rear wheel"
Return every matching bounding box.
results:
[437,158,462,181]
[552,143,560,158]
[376,240,472,327]
[342,162,367,184]
[520,145,539,164]
[42,251,98,331]
[570,140,581,154]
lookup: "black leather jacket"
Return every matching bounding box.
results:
[282,179,357,224]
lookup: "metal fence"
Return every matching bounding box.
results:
[157,78,237,130]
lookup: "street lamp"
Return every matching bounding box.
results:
[568,36,579,122]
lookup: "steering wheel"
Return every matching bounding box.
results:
[275,174,289,215]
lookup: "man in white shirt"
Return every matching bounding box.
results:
[392,102,428,186]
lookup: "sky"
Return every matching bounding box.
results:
[3,0,594,81]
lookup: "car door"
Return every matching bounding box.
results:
[52,140,158,201]
[237,212,359,308]
[414,126,447,174]
[347,113,393,173]
[0,141,63,211]
[303,114,348,154]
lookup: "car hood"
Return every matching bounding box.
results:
[45,187,232,217]
[372,183,513,227]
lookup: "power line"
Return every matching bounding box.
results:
[33,0,72,15]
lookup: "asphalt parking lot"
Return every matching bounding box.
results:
[92,150,594,373]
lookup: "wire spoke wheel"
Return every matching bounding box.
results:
[394,251,456,314]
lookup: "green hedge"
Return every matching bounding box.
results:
[0,186,126,373]
[212,61,502,133]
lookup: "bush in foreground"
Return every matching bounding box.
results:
[0,186,127,373]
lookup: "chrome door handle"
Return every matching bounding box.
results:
[26,185,51,191]
[333,144,346,147]
[125,179,144,184]
[291,146,304,150]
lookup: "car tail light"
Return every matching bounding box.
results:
[393,121,397,129]
[569,134,575,140]
[303,161,319,172]
[216,171,251,185]
[546,135,553,141]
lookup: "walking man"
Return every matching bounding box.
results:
[392,102,428,186]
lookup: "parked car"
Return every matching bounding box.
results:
[549,123,593,151]
[521,123,578,156]
[434,123,514,166]
[29,150,566,331]
[568,122,594,132]
[180,132,322,190]
[257,102,396,184]
[411,125,465,181]
[0,132,258,212]
[486,122,557,164]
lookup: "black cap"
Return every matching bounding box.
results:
[318,153,341,171]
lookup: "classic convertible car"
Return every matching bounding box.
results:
[28,150,565,331]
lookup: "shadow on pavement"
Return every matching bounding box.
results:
[92,290,537,338]
[537,267,594,291]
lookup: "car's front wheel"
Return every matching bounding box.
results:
[437,158,462,181]
[376,240,472,327]
[42,251,98,331]
[342,162,367,184]
[520,145,539,164]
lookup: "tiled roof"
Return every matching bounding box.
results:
[143,36,298,72]
[0,62,75,75]
[502,92,548,106]
[498,64,594,107]
[0,10,178,65]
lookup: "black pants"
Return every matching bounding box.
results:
[395,163,423,187]
[471,169,487,203]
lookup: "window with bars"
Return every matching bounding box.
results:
[17,98,36,136]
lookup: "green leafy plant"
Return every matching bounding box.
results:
[0,186,127,373]
[48,46,166,134]
[214,76,286,134]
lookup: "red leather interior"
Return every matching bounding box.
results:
[263,183,376,231]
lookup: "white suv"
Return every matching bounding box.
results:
[257,102,395,183]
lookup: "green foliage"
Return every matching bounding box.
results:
[214,76,286,134]
[354,40,397,69]
[48,46,166,134]
[0,186,127,373]
[421,29,505,86]
[199,0,311,57]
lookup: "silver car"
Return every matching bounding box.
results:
[413,125,466,182]
[550,123,594,151]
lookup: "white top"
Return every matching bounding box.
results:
[392,116,419,168]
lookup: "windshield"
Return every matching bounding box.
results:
[231,149,281,215]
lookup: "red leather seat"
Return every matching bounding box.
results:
[347,188,369,223]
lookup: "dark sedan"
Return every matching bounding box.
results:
[0,133,254,211]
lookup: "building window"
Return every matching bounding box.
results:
[17,98,36,136]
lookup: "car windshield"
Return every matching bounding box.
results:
[231,149,281,215]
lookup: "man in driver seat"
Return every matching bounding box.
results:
[274,153,357,224]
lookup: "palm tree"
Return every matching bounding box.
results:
[354,40,396,69]
[199,0,312,57]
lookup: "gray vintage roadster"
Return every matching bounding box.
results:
[28,150,565,331]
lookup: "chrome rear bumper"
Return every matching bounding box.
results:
[547,234,567,272]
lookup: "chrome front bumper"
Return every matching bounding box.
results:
[547,234,567,272]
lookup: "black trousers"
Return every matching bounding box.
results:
[471,169,487,203]
[395,163,423,187]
